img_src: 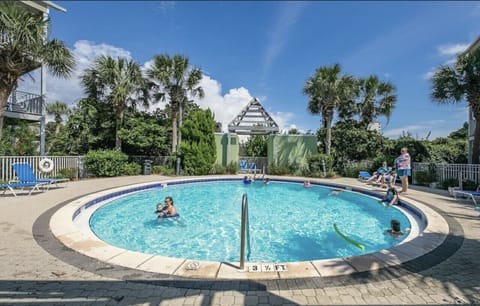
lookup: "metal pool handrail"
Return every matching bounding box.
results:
[240,193,251,269]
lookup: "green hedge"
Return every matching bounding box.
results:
[84,150,128,177]
[58,167,78,180]
[152,165,175,176]
[123,162,142,176]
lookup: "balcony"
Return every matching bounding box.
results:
[4,90,44,121]
[0,32,10,46]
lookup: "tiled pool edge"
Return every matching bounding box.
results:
[49,176,449,281]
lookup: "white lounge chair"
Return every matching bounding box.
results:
[452,189,480,207]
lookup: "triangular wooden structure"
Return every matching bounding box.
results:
[228,98,279,135]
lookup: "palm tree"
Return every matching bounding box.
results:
[356,76,397,127]
[46,101,69,135]
[146,54,204,154]
[303,63,355,155]
[81,55,148,150]
[431,47,480,164]
[0,1,75,140]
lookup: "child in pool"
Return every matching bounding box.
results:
[386,219,403,237]
[379,186,399,206]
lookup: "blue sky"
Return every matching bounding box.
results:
[24,1,480,139]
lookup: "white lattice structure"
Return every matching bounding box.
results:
[228,98,279,135]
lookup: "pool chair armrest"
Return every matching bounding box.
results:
[452,190,480,207]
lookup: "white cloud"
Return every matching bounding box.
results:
[270,111,295,134]
[189,76,252,132]
[17,40,133,106]
[184,75,293,133]
[422,70,435,80]
[382,119,461,139]
[422,42,469,81]
[437,43,469,57]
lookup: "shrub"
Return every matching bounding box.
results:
[342,164,368,178]
[462,179,477,191]
[414,171,434,186]
[210,164,226,175]
[441,178,459,190]
[326,170,336,178]
[152,165,175,176]
[304,154,334,177]
[123,162,142,176]
[57,167,78,180]
[226,161,238,174]
[268,164,291,175]
[84,150,128,177]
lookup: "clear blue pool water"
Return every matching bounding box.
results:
[90,180,411,262]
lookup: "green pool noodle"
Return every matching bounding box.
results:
[333,223,365,250]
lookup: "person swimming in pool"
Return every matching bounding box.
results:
[386,219,403,237]
[243,176,252,184]
[379,186,399,206]
[329,188,342,195]
[156,196,177,217]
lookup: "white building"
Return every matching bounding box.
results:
[3,1,66,155]
[465,36,480,163]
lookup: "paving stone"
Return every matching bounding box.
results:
[267,295,285,305]
[289,295,308,305]
[305,296,318,305]
[339,295,356,304]
[301,288,316,297]
[219,295,235,305]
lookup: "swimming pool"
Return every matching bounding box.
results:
[88,180,412,263]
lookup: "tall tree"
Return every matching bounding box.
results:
[244,135,268,157]
[179,109,216,175]
[64,98,115,155]
[431,47,480,163]
[0,1,74,140]
[304,63,355,155]
[81,55,148,151]
[146,54,204,154]
[356,76,397,126]
[46,101,68,135]
[118,110,170,156]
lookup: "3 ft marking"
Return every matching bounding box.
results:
[249,263,288,272]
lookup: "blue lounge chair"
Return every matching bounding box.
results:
[12,163,68,190]
[0,181,48,196]
[249,162,261,174]
[239,160,248,173]
[358,171,372,181]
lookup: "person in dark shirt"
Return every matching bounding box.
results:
[379,186,399,206]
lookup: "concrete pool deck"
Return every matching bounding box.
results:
[1,175,479,305]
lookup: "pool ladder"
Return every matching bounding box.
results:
[240,193,251,269]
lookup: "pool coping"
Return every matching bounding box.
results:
[49,175,449,280]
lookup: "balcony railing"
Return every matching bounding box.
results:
[6,90,43,116]
[0,32,11,46]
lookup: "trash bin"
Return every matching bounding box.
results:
[143,160,152,175]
